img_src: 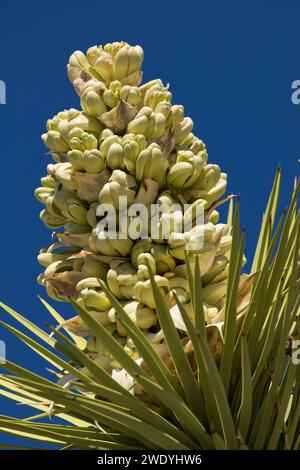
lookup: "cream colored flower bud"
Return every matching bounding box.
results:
[127,107,166,139]
[42,131,69,153]
[89,229,133,257]
[120,85,141,107]
[37,247,75,267]
[109,300,157,331]
[79,288,111,311]
[143,82,172,109]
[133,276,169,309]
[99,170,137,209]
[80,83,107,117]
[167,150,205,190]
[82,149,105,173]
[194,164,221,191]
[35,186,55,204]
[166,104,184,128]
[106,143,125,170]
[94,51,114,84]
[113,44,143,85]
[185,173,227,207]
[39,209,66,229]
[76,278,111,311]
[122,134,147,174]
[67,50,92,83]
[136,253,157,280]
[174,116,194,144]
[107,260,138,300]
[168,276,190,304]
[135,143,168,185]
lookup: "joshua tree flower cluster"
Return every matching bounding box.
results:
[35,41,235,371]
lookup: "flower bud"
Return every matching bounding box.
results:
[127,107,166,139]
[82,149,105,173]
[120,85,141,107]
[109,300,157,331]
[135,143,168,185]
[99,170,137,209]
[133,276,169,309]
[167,150,205,190]
[136,253,157,280]
[80,82,107,117]
[151,244,176,274]
[107,260,138,299]
[89,229,133,257]
[130,239,153,267]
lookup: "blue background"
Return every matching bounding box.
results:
[0,0,299,448]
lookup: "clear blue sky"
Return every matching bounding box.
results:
[0,0,299,447]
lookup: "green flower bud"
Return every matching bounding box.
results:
[202,255,228,285]
[133,276,169,309]
[130,239,153,268]
[135,143,168,185]
[107,260,138,299]
[81,256,109,279]
[151,244,176,274]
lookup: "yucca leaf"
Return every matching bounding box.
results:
[147,264,202,419]
[38,296,86,349]
[173,294,238,449]
[236,335,252,440]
